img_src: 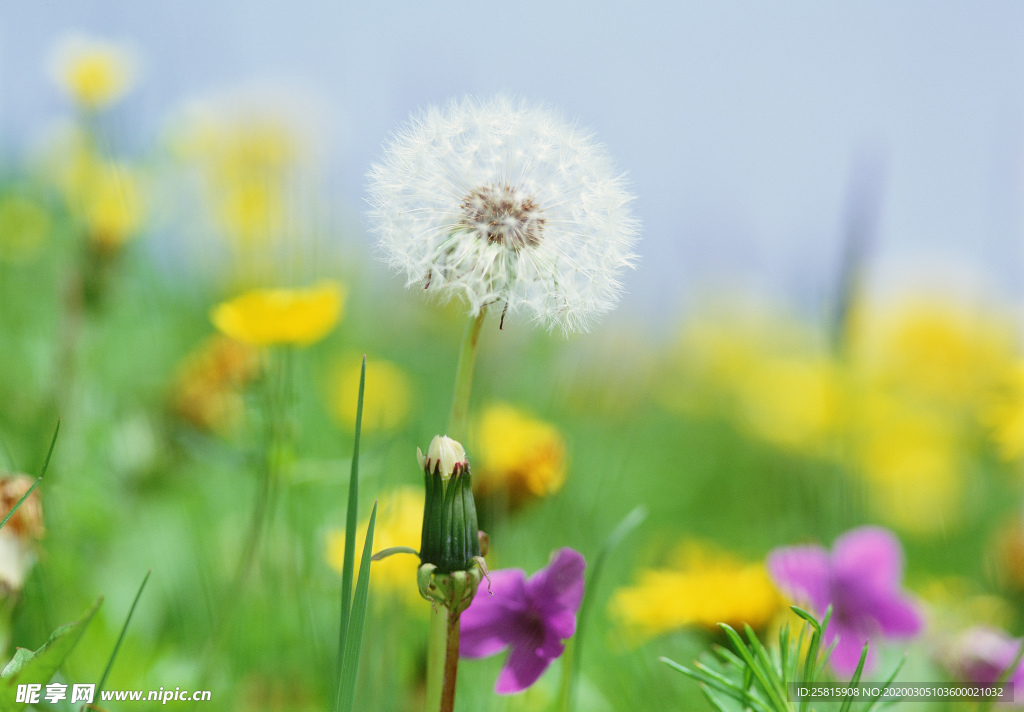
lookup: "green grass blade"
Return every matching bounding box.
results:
[863,654,905,712]
[800,604,832,688]
[779,623,791,681]
[719,624,789,711]
[336,500,377,712]
[660,657,773,712]
[694,661,773,712]
[335,357,366,689]
[837,643,868,712]
[745,623,788,704]
[0,420,59,532]
[95,569,151,700]
[558,505,646,712]
[712,645,745,669]
[699,685,739,712]
[789,623,806,683]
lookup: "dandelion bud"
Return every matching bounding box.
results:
[416,434,466,482]
[416,436,489,614]
[418,436,479,572]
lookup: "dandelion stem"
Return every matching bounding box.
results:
[447,308,487,442]
[425,607,447,712]
[439,610,460,712]
[425,309,487,712]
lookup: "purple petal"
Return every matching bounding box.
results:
[872,593,924,637]
[831,527,904,594]
[767,545,830,613]
[460,568,529,659]
[525,548,586,620]
[494,636,556,694]
[545,609,577,641]
[827,621,875,676]
[950,627,1024,687]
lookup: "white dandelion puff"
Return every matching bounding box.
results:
[367,96,640,334]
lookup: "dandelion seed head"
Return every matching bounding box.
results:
[367,96,640,333]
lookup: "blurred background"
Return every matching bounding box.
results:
[4,2,1024,323]
[0,2,1022,711]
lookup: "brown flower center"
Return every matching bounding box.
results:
[459,183,545,250]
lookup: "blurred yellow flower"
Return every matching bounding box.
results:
[608,541,782,643]
[853,393,963,533]
[734,357,841,455]
[171,335,262,433]
[987,363,1024,462]
[472,403,567,506]
[851,299,1016,412]
[0,195,50,263]
[660,305,840,457]
[47,130,145,250]
[174,107,302,247]
[211,281,345,346]
[331,357,412,432]
[49,35,136,110]
[84,161,145,250]
[326,487,422,603]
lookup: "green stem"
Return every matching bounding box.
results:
[424,309,487,712]
[425,606,447,711]
[190,347,292,709]
[439,610,460,712]
[447,308,487,442]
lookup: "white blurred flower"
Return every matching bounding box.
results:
[367,96,639,333]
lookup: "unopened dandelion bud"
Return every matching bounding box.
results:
[418,435,480,575]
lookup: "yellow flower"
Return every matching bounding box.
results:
[734,357,841,455]
[46,130,145,249]
[171,335,262,433]
[853,393,963,533]
[211,281,345,346]
[173,107,301,247]
[84,161,144,250]
[331,357,412,432]
[326,487,422,603]
[660,304,840,457]
[850,298,1015,412]
[0,195,50,263]
[473,403,567,506]
[49,35,136,109]
[608,541,782,643]
[987,363,1024,461]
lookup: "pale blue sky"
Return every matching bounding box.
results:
[2,1,1022,325]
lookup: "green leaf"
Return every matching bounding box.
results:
[0,597,101,712]
[0,421,59,533]
[336,500,376,712]
[863,655,905,712]
[370,546,419,561]
[838,643,868,712]
[745,624,788,706]
[335,356,366,690]
[96,570,151,699]
[558,505,646,712]
[660,657,772,712]
[719,624,790,712]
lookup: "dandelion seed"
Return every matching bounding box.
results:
[367,96,639,334]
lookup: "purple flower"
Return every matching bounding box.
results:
[767,526,923,674]
[460,548,585,694]
[946,626,1024,689]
